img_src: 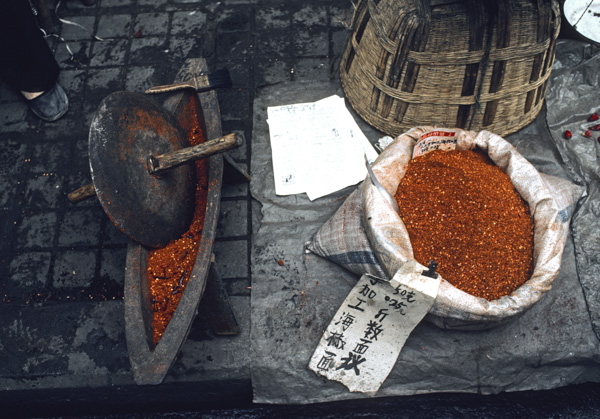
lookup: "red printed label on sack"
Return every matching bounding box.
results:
[413,129,458,158]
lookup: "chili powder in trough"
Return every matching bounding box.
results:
[394,149,534,301]
[146,124,209,346]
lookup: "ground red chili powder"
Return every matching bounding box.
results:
[147,124,209,346]
[394,148,534,301]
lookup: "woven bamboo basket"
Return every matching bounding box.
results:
[340,0,561,137]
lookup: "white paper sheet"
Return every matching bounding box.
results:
[267,95,378,200]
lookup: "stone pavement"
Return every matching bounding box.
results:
[1,0,600,417]
[0,0,354,415]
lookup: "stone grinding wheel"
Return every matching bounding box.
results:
[89,91,196,249]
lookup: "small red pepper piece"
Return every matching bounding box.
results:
[590,124,600,131]
[564,130,572,139]
[583,129,592,138]
[135,29,142,38]
[589,112,600,122]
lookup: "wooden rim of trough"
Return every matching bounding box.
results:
[124,58,224,385]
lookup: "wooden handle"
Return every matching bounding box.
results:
[68,183,96,203]
[145,80,193,94]
[147,132,243,176]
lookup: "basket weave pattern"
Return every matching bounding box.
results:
[340,0,561,137]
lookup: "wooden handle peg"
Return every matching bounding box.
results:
[68,183,96,203]
[147,132,243,176]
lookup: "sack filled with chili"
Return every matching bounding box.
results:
[306,127,584,330]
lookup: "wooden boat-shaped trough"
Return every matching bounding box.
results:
[69,58,247,385]
[124,59,248,385]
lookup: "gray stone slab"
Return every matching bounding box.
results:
[249,81,600,404]
[214,240,249,279]
[256,6,289,29]
[138,0,167,5]
[53,249,97,288]
[224,277,251,297]
[219,89,252,121]
[60,16,96,41]
[0,300,130,391]
[134,13,170,37]
[0,140,27,175]
[255,58,290,86]
[23,174,66,210]
[255,30,288,59]
[0,294,251,391]
[168,37,204,63]
[0,104,29,133]
[170,0,204,4]
[17,211,58,249]
[42,109,89,142]
[332,28,350,57]
[214,3,253,29]
[90,39,128,67]
[221,173,249,199]
[124,66,160,93]
[28,141,69,173]
[9,251,51,287]
[101,0,134,6]
[295,30,329,56]
[294,58,332,82]
[86,68,123,94]
[55,42,90,69]
[57,208,103,246]
[215,32,252,61]
[217,200,248,238]
[96,15,132,39]
[166,296,251,383]
[0,175,16,210]
[293,5,328,26]
[99,248,126,285]
[172,11,207,35]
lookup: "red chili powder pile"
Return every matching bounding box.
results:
[147,125,209,346]
[394,149,534,301]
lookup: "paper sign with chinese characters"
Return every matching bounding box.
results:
[308,261,441,395]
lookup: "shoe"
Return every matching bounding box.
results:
[27,82,69,122]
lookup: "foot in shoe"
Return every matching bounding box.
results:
[21,91,44,100]
[23,82,69,122]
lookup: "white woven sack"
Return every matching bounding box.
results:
[307,127,584,330]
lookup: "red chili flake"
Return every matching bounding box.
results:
[278,259,284,266]
[564,130,572,139]
[135,29,142,38]
[147,124,209,347]
[590,124,600,131]
[583,129,592,138]
[589,112,599,122]
[395,149,533,301]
